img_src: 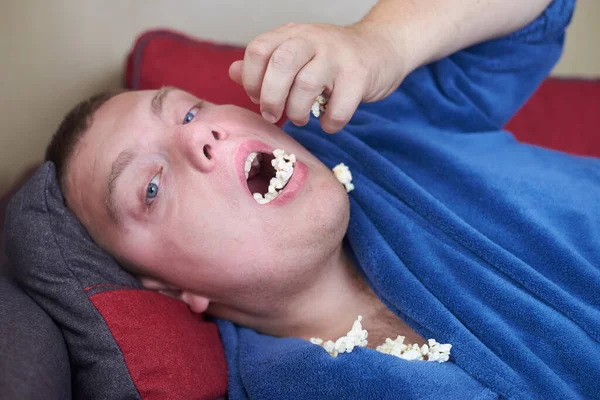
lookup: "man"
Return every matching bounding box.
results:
[46,0,600,398]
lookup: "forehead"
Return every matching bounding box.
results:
[66,90,155,227]
[80,87,196,159]
[88,90,153,152]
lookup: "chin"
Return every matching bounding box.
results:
[297,174,350,254]
[202,184,350,315]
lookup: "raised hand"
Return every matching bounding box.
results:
[229,22,405,133]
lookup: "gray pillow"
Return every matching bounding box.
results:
[4,162,143,398]
[0,273,72,400]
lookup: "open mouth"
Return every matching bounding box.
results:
[244,149,296,205]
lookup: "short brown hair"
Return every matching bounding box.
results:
[45,90,125,193]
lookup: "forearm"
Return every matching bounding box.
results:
[356,0,553,75]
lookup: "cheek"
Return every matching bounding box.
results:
[164,191,247,263]
[304,174,350,233]
[114,227,168,275]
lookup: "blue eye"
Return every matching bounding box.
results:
[146,183,158,198]
[146,175,160,202]
[183,107,199,124]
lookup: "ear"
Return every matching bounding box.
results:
[138,275,176,290]
[139,276,210,313]
[180,291,210,314]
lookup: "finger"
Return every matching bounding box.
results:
[320,77,363,134]
[229,60,243,86]
[242,31,291,103]
[260,37,316,123]
[139,276,175,290]
[285,59,333,126]
[230,60,258,104]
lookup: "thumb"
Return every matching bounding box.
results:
[229,60,244,86]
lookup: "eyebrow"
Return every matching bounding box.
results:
[106,149,137,223]
[104,87,176,223]
[151,86,176,118]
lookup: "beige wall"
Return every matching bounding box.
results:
[1,0,598,191]
[553,1,600,76]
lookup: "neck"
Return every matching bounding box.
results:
[217,245,424,348]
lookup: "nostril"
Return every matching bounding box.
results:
[203,144,212,160]
[211,130,220,140]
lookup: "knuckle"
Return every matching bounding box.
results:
[275,22,301,33]
[246,39,271,60]
[271,46,297,70]
[294,72,321,94]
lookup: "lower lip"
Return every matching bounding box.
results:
[267,160,308,206]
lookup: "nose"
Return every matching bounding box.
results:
[176,123,227,173]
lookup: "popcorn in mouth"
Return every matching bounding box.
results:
[245,149,296,205]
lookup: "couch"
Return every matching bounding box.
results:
[1,29,599,399]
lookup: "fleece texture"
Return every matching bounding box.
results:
[217,1,600,399]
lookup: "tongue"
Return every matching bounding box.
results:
[247,175,270,195]
[246,152,276,197]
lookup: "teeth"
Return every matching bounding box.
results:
[253,193,269,205]
[265,192,278,201]
[272,158,288,171]
[244,152,258,179]
[252,148,296,205]
[276,168,293,182]
[270,177,283,190]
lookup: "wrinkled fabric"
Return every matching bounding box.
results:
[218,1,600,399]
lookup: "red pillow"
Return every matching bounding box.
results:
[126,29,259,114]
[90,290,227,399]
[127,29,600,158]
[505,78,600,157]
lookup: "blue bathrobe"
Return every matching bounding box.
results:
[217,1,600,398]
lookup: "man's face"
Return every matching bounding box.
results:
[67,88,349,313]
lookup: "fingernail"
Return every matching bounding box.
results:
[262,111,277,123]
[250,97,260,104]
